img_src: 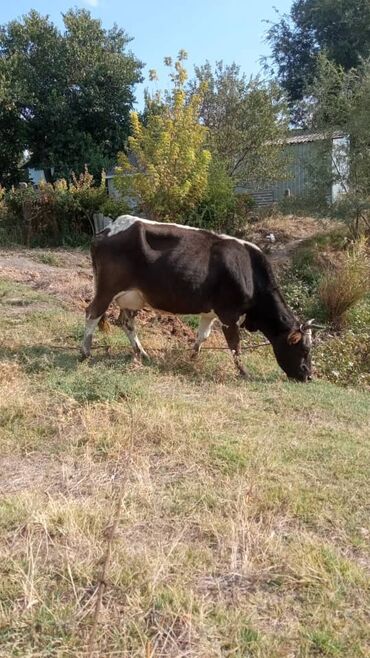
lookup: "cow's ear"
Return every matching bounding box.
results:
[287,330,302,345]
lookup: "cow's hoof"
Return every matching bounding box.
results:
[238,368,250,380]
[132,351,150,365]
[79,351,90,362]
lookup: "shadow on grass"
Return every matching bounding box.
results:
[0,339,281,388]
[149,345,282,385]
[0,342,136,374]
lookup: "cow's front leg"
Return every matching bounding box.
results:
[119,309,149,360]
[221,323,248,378]
[192,313,216,359]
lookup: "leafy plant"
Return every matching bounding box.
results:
[266,0,370,113]
[115,52,211,222]
[0,167,114,246]
[0,9,143,185]
[190,61,289,184]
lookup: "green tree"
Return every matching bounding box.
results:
[308,55,370,233]
[190,61,288,184]
[267,0,370,115]
[115,52,211,221]
[0,9,143,184]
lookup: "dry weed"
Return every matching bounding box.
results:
[319,237,370,329]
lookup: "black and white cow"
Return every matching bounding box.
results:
[81,215,315,381]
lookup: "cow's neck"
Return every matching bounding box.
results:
[250,288,297,341]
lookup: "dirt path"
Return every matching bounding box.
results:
[0,248,93,309]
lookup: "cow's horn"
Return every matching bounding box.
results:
[300,319,326,331]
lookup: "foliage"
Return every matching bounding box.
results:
[307,56,370,234]
[0,9,143,185]
[314,327,370,387]
[279,230,370,386]
[189,159,238,232]
[115,52,211,222]
[267,0,370,113]
[318,239,370,330]
[0,107,26,187]
[190,61,288,184]
[0,168,129,246]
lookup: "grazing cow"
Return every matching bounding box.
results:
[81,215,315,382]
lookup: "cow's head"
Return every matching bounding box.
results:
[271,320,315,382]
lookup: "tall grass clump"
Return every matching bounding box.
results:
[318,238,370,329]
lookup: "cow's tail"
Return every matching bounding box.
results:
[90,238,111,333]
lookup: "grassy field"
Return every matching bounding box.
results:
[0,274,369,658]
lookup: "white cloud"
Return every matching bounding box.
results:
[83,0,99,7]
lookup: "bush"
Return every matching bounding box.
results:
[278,192,330,217]
[314,329,370,388]
[0,168,129,247]
[318,238,370,329]
[189,160,255,234]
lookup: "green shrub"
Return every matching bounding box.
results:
[278,192,330,217]
[0,168,129,247]
[189,160,254,234]
[100,195,130,220]
[314,330,370,388]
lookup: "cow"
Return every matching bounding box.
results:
[81,215,315,382]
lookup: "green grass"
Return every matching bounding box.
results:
[0,277,369,657]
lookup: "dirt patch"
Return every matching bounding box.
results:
[0,248,93,310]
[245,214,340,268]
[246,214,334,245]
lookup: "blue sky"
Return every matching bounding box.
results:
[0,0,293,106]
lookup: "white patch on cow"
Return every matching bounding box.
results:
[237,313,246,327]
[243,240,262,252]
[219,234,262,251]
[114,289,148,311]
[106,214,261,251]
[193,312,217,353]
[81,316,101,357]
[122,323,148,358]
[107,214,202,237]
[107,215,138,235]
[119,309,148,358]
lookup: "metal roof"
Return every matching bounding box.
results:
[275,130,346,145]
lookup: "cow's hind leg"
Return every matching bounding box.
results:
[120,309,149,360]
[192,313,216,358]
[221,323,248,378]
[80,294,111,360]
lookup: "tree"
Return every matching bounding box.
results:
[0,108,25,187]
[0,9,143,183]
[308,55,370,233]
[267,0,370,109]
[115,52,211,221]
[190,61,288,184]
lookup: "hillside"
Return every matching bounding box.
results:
[0,236,369,658]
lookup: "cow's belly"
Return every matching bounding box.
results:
[114,288,212,316]
[114,290,148,311]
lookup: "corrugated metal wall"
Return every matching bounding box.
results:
[240,140,332,206]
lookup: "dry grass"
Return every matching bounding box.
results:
[0,275,370,657]
[319,238,370,329]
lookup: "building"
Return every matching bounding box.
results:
[239,131,349,207]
